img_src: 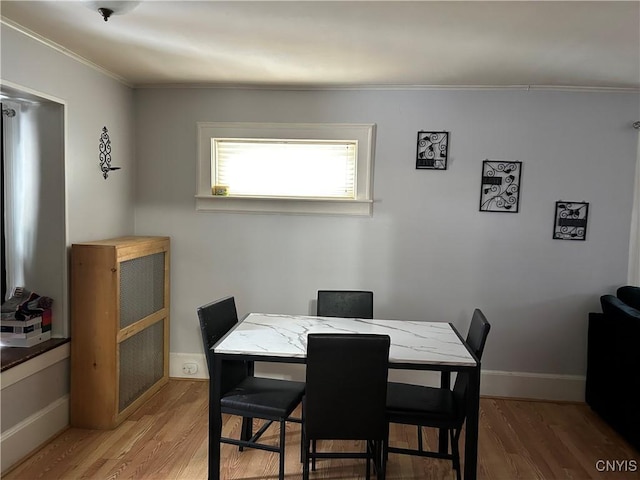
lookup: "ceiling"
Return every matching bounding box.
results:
[1,1,639,89]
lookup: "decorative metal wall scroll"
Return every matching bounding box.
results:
[553,201,589,240]
[416,131,449,170]
[99,126,120,179]
[479,160,522,213]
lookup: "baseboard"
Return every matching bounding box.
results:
[480,370,585,402]
[0,395,69,474]
[169,352,586,403]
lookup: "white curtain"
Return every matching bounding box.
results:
[3,101,41,300]
[628,128,640,286]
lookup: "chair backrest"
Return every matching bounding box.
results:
[465,308,491,359]
[304,333,390,440]
[197,296,248,394]
[316,290,374,319]
[452,309,491,413]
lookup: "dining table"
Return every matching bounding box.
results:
[208,313,480,480]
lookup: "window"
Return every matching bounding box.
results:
[215,140,357,198]
[196,123,375,215]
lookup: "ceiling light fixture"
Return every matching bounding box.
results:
[98,7,113,21]
[87,1,140,22]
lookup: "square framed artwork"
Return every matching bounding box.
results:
[416,131,449,170]
[553,201,589,240]
[479,160,522,212]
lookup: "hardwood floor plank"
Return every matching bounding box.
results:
[4,380,639,479]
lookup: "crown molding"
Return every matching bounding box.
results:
[134,82,640,93]
[1,17,132,88]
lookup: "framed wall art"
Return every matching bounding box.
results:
[479,160,522,213]
[553,201,589,241]
[416,131,449,170]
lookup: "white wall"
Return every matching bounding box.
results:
[0,23,135,472]
[1,24,136,245]
[134,87,639,388]
[0,344,70,473]
[1,21,136,336]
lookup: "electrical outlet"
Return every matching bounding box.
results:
[182,362,198,375]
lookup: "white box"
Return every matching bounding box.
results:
[1,316,43,328]
[0,329,51,347]
[1,316,43,334]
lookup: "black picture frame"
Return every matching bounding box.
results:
[553,201,589,241]
[479,160,522,213]
[416,131,448,170]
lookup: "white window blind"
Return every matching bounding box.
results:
[197,122,375,215]
[213,139,357,198]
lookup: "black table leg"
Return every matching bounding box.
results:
[208,353,222,480]
[439,371,451,454]
[463,364,480,480]
[241,360,254,444]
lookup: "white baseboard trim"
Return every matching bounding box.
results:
[169,352,586,403]
[480,370,585,402]
[0,395,69,474]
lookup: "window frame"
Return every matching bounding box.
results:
[196,122,375,216]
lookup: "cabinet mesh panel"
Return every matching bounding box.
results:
[119,320,165,412]
[119,252,165,328]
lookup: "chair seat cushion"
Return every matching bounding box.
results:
[387,382,460,427]
[222,377,305,419]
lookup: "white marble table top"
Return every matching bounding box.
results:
[214,313,476,367]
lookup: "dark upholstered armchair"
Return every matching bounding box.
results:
[586,286,640,451]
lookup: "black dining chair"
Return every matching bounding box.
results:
[302,333,390,480]
[197,296,305,480]
[316,290,374,318]
[385,309,491,480]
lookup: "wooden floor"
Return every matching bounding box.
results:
[5,380,639,480]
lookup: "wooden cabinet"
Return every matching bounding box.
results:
[70,236,170,429]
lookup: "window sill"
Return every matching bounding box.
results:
[195,195,373,216]
[1,338,70,373]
